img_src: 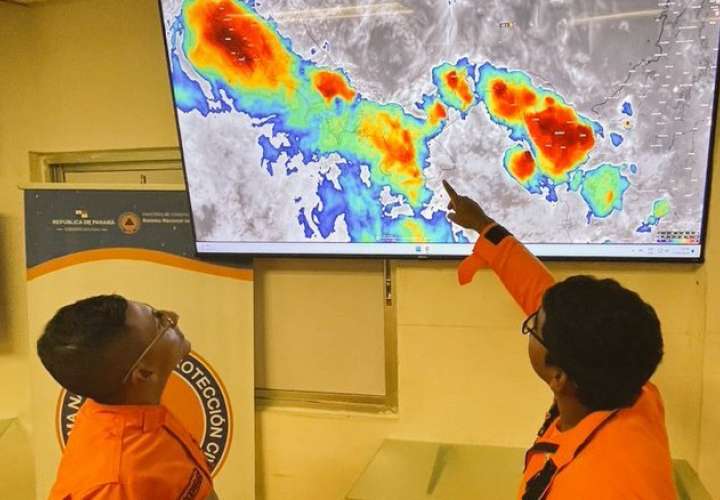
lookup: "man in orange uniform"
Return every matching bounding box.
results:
[444,180,675,499]
[37,295,219,500]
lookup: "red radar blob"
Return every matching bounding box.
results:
[391,129,416,167]
[195,0,291,86]
[490,80,537,121]
[524,103,595,176]
[429,102,448,124]
[511,150,536,181]
[313,70,356,103]
[445,71,473,106]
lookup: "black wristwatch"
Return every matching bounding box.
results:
[484,224,512,245]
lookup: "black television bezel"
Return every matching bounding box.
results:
[156,0,718,264]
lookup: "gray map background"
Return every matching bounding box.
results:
[163,0,720,246]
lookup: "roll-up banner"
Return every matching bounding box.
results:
[23,187,254,499]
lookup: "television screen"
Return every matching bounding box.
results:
[159,0,719,260]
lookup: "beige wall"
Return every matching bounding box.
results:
[0,0,177,416]
[0,2,34,424]
[256,261,712,500]
[700,136,720,496]
[1,0,719,498]
[0,0,179,489]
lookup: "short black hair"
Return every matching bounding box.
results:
[541,276,663,411]
[37,295,131,401]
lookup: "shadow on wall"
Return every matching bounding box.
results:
[0,418,36,498]
[0,214,12,354]
[255,414,267,500]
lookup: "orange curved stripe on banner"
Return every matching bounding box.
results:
[54,389,66,451]
[189,349,235,477]
[26,248,253,282]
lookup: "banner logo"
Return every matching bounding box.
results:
[117,212,142,235]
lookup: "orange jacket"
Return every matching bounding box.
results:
[49,399,213,500]
[460,224,675,499]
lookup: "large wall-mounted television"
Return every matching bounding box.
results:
[159,0,719,260]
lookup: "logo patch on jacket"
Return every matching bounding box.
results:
[56,351,233,476]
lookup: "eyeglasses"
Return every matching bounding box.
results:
[522,310,547,348]
[121,309,178,384]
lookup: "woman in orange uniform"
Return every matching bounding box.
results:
[444,180,675,500]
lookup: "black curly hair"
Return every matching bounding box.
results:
[37,295,132,402]
[541,276,663,411]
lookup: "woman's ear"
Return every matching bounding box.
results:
[548,366,571,395]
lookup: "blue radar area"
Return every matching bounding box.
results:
[622,102,634,117]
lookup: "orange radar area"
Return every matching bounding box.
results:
[509,149,536,182]
[359,112,423,199]
[489,80,537,122]
[481,70,597,181]
[401,219,426,242]
[445,71,474,107]
[525,103,595,178]
[312,70,356,103]
[429,102,448,125]
[186,0,295,91]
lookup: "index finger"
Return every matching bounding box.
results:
[442,180,459,201]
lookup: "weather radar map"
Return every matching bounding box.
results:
[160,0,720,259]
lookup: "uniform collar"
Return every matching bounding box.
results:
[523,409,620,499]
[83,399,168,432]
[544,409,619,468]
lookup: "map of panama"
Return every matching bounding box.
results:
[161,0,719,254]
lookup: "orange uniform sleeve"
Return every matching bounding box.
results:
[459,224,555,314]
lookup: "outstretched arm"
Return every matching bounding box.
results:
[444,180,555,314]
